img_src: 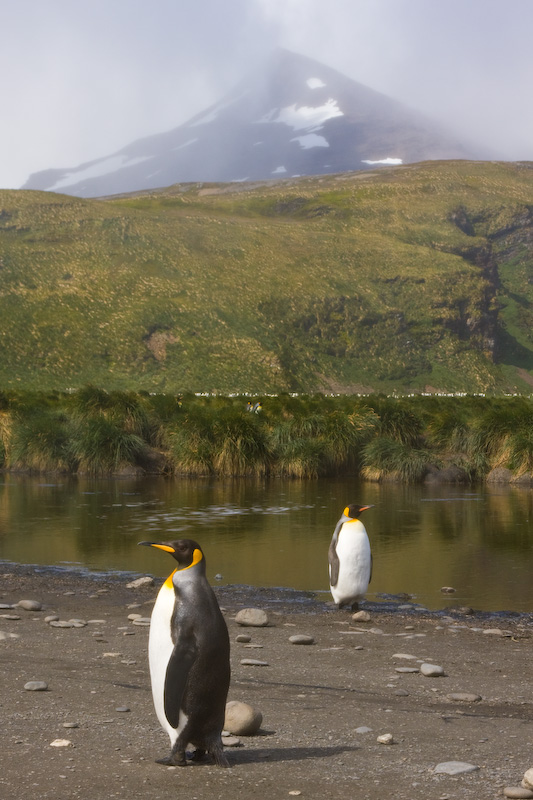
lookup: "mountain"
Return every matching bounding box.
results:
[22,49,481,198]
[2,160,533,394]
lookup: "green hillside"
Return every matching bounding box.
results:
[1,160,533,394]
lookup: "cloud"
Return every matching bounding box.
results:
[1,0,532,189]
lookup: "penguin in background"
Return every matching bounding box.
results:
[328,504,374,610]
[138,538,231,767]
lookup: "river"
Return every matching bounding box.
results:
[0,474,532,612]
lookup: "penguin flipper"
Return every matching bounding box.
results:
[164,640,197,729]
[328,520,343,587]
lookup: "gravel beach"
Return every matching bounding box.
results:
[1,563,533,800]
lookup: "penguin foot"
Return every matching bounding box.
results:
[156,754,187,767]
[350,601,359,611]
[190,748,206,762]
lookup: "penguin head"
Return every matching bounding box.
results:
[138,538,205,571]
[344,504,373,520]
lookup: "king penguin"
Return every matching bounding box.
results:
[138,538,231,767]
[328,504,374,610]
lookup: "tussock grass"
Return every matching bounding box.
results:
[1,387,533,482]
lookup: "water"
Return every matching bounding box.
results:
[0,474,532,612]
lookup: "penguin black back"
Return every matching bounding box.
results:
[139,538,231,767]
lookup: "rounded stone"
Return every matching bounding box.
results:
[49,620,75,628]
[235,608,269,627]
[132,618,151,626]
[434,761,479,775]
[224,700,262,736]
[63,722,79,729]
[126,576,154,589]
[24,680,48,691]
[351,610,371,622]
[17,599,43,611]
[221,735,241,747]
[377,733,394,745]
[240,658,269,666]
[420,662,445,677]
[115,706,130,713]
[49,739,72,748]
[447,692,482,703]
[235,634,252,643]
[523,769,533,790]
[289,634,315,645]
[45,615,60,623]
[505,787,533,799]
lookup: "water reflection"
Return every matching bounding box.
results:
[0,474,532,612]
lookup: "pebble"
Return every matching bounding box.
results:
[115,707,130,713]
[128,613,143,621]
[289,634,314,645]
[132,618,151,626]
[24,681,48,691]
[222,735,241,747]
[351,610,371,622]
[483,628,512,637]
[17,599,43,611]
[126,576,154,589]
[0,603,13,609]
[447,692,482,703]
[235,608,269,627]
[69,619,88,627]
[355,726,372,734]
[224,700,263,735]
[420,663,446,677]
[50,739,72,748]
[63,722,79,729]
[240,658,269,666]
[45,615,60,623]
[49,620,75,628]
[0,631,20,640]
[235,634,252,643]
[394,689,410,696]
[434,761,479,775]
[392,653,418,660]
[0,614,20,620]
[523,769,533,790]
[504,788,533,799]
[395,667,419,674]
[377,733,394,745]
[440,587,456,593]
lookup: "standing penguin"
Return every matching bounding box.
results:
[328,504,374,610]
[138,538,230,767]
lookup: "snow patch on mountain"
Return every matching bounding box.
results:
[48,155,153,191]
[307,77,326,89]
[258,99,343,131]
[272,166,287,174]
[291,133,329,149]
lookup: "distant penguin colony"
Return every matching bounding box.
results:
[328,504,373,610]
[138,539,231,767]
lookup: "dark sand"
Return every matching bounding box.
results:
[1,564,532,800]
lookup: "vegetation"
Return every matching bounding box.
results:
[2,388,533,483]
[1,160,533,395]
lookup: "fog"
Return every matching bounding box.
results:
[1,0,532,189]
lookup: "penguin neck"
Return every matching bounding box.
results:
[171,562,205,591]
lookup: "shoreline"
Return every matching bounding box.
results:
[2,560,532,625]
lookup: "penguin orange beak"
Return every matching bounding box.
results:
[359,505,374,512]
[138,541,176,553]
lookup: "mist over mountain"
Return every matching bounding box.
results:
[22,50,483,198]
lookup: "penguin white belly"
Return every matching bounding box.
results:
[331,523,371,606]
[148,580,187,745]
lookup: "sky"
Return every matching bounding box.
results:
[1,0,532,189]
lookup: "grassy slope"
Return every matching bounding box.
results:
[1,160,533,394]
